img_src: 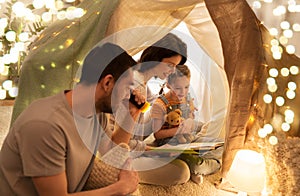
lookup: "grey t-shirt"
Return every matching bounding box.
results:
[0,91,106,195]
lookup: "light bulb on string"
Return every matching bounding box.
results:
[264,124,273,134]
[258,128,268,138]
[286,90,296,99]
[269,136,278,145]
[281,123,290,132]
[293,23,300,31]
[263,94,272,103]
[266,77,276,85]
[290,66,299,75]
[269,68,279,77]
[280,67,290,76]
[275,96,285,106]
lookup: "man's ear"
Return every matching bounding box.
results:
[101,74,115,93]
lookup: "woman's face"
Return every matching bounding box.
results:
[155,55,182,80]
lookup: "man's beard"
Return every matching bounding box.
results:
[95,96,112,113]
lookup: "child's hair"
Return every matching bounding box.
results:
[167,64,191,84]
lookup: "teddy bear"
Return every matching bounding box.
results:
[165,109,195,144]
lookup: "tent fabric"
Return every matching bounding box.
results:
[11,0,121,123]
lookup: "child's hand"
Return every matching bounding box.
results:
[178,118,194,134]
[131,89,146,105]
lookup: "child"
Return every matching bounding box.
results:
[150,64,221,184]
[151,64,199,146]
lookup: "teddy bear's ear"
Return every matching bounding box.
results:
[174,109,182,116]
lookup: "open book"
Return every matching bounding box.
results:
[146,141,224,156]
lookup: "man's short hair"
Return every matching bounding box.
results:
[80,42,136,84]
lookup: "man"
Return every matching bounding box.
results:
[0,43,140,195]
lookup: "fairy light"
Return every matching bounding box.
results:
[290,66,299,75]
[263,94,273,103]
[5,31,16,42]
[269,136,278,145]
[280,21,290,29]
[0,88,6,100]
[269,68,279,77]
[283,29,293,38]
[280,67,290,76]
[269,28,278,36]
[266,77,276,86]
[288,82,297,90]
[8,87,18,98]
[286,45,296,54]
[264,124,273,134]
[253,1,262,9]
[279,36,289,45]
[281,123,290,132]
[273,51,282,60]
[33,0,45,9]
[268,84,278,92]
[258,128,268,138]
[293,23,300,31]
[286,90,296,99]
[2,80,13,90]
[275,96,285,106]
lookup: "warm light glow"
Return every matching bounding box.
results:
[227,150,266,193]
[0,89,6,100]
[280,67,290,76]
[269,28,278,36]
[279,36,288,45]
[264,124,273,134]
[266,77,276,85]
[272,51,282,60]
[286,90,296,99]
[263,94,272,103]
[12,2,26,17]
[286,45,296,54]
[283,29,293,38]
[281,122,290,132]
[270,39,279,46]
[5,31,16,42]
[290,66,299,75]
[18,32,29,42]
[285,116,294,124]
[42,12,52,22]
[57,11,66,20]
[280,21,290,29]
[33,0,45,9]
[2,80,12,90]
[8,87,18,98]
[285,109,295,118]
[269,136,278,145]
[269,68,279,77]
[268,84,278,92]
[253,1,262,9]
[288,81,297,90]
[275,96,285,106]
[258,128,268,138]
[293,23,300,31]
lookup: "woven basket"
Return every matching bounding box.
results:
[83,143,130,190]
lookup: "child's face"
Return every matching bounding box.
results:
[169,76,190,101]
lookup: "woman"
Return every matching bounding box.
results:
[127,33,193,186]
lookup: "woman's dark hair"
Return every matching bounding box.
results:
[138,33,187,72]
[80,42,136,84]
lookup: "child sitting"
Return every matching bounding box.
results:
[150,64,222,184]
